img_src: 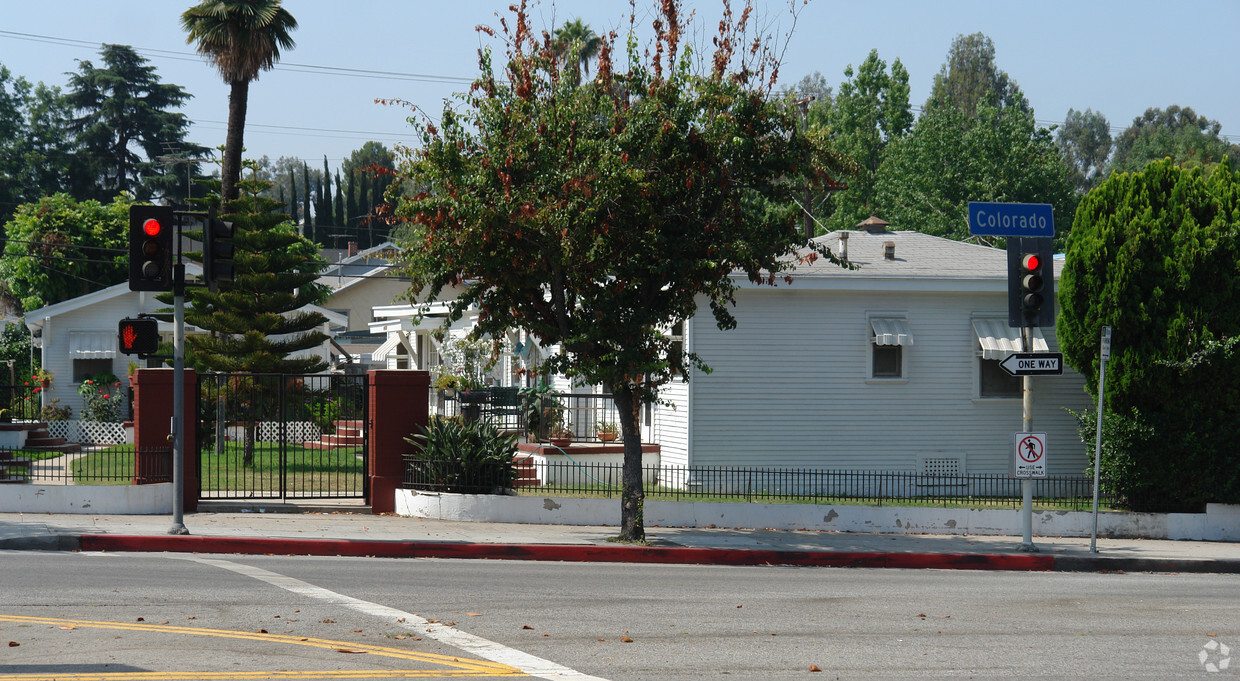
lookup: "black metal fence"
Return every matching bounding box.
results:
[1,442,168,485]
[0,383,42,421]
[197,373,368,499]
[403,457,514,494]
[404,458,1117,510]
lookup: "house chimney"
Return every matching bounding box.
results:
[857,216,890,234]
[347,241,359,257]
[883,241,896,260]
[837,231,849,260]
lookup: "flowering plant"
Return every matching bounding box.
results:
[78,377,126,422]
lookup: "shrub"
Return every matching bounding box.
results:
[404,416,517,493]
[77,375,126,422]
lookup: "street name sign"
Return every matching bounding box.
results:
[1012,432,1047,478]
[999,352,1063,377]
[968,202,1055,238]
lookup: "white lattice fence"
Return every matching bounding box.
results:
[46,420,126,445]
[257,420,323,442]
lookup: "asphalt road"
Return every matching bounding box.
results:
[3,551,1238,680]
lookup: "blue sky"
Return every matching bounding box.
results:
[1,0,1236,167]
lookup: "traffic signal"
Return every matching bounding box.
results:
[1008,237,1055,327]
[128,205,175,291]
[202,215,234,291]
[117,317,160,356]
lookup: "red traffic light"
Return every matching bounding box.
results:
[1021,253,1040,271]
[143,217,163,237]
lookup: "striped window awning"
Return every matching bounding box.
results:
[972,319,1048,360]
[870,318,913,346]
[69,330,116,359]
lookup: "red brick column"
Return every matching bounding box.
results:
[131,368,198,511]
[367,370,429,513]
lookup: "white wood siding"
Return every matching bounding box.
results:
[683,287,1091,475]
[39,293,151,418]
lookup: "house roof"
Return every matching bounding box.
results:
[744,229,1063,293]
[23,262,346,334]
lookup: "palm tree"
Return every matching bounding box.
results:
[181,0,297,201]
[552,19,601,86]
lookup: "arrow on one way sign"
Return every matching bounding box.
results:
[999,352,1063,377]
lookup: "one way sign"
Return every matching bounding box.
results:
[999,352,1063,377]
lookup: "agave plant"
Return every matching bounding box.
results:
[404,417,518,493]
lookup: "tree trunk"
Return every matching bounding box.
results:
[222,80,250,202]
[611,386,645,542]
[243,421,256,467]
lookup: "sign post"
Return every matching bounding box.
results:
[1090,326,1112,553]
[969,202,1057,553]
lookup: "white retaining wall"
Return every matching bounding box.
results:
[0,483,172,514]
[395,490,1240,542]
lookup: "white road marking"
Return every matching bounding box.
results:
[181,556,610,681]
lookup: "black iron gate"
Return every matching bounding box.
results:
[196,373,368,499]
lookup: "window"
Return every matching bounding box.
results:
[668,321,685,375]
[971,318,1046,399]
[868,316,912,380]
[73,358,114,383]
[979,358,1020,398]
[872,345,902,378]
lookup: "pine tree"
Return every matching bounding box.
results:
[183,165,329,464]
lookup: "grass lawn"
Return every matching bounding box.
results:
[54,443,364,493]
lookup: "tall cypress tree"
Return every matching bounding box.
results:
[320,156,333,228]
[301,161,313,239]
[288,171,298,226]
[358,169,371,248]
[345,170,357,236]
[334,170,345,227]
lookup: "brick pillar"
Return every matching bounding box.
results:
[367,370,428,514]
[131,368,198,511]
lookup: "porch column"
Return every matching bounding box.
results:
[367,369,429,513]
[130,368,198,511]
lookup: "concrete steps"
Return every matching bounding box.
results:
[512,454,540,488]
[301,420,364,450]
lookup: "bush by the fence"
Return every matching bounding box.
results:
[404,417,517,493]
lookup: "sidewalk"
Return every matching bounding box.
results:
[2,502,1239,573]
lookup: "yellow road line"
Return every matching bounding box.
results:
[0,615,527,680]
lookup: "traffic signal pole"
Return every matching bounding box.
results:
[1019,326,1036,552]
[170,264,189,536]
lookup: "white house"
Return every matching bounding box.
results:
[24,264,346,419]
[366,220,1091,477]
[651,221,1091,477]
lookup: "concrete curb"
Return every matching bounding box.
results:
[8,534,1217,573]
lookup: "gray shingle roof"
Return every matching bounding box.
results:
[791,230,1009,279]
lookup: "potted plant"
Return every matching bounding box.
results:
[548,423,574,448]
[596,420,619,443]
[33,367,53,389]
[433,373,467,399]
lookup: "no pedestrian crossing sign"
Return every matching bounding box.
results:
[1011,432,1047,479]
